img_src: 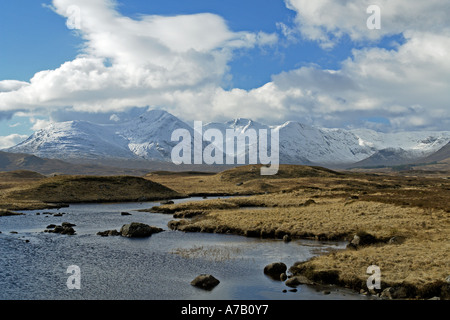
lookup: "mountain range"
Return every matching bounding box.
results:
[4,109,450,169]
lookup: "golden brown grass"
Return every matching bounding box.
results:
[163,194,449,299]
[138,166,450,299]
[0,164,448,298]
[0,175,185,210]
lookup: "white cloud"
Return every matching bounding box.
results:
[30,118,54,131]
[0,0,277,116]
[284,0,450,47]
[201,1,450,130]
[0,0,448,133]
[208,28,450,130]
[0,80,29,93]
[0,134,28,149]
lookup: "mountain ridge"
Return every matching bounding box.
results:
[5,109,450,167]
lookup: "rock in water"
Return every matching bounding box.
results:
[120,222,163,238]
[264,262,287,279]
[285,275,315,287]
[97,230,120,237]
[191,274,220,290]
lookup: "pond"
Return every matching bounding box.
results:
[0,197,371,300]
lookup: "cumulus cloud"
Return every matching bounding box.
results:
[0,0,277,116]
[203,0,450,130]
[0,80,30,93]
[30,118,54,131]
[0,134,28,149]
[284,0,450,47]
[0,0,448,132]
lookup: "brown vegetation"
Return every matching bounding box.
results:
[142,164,450,299]
[0,174,185,210]
[1,164,448,299]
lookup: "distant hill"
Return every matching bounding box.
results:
[0,150,225,176]
[416,142,450,163]
[5,175,185,204]
[218,164,344,183]
[349,148,419,168]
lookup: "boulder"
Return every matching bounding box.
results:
[304,199,316,206]
[97,230,120,237]
[285,275,315,287]
[347,231,378,249]
[160,200,174,205]
[190,274,220,290]
[120,222,163,238]
[62,222,76,228]
[264,262,287,279]
[60,227,76,235]
[121,212,132,216]
[48,224,76,235]
[351,235,360,246]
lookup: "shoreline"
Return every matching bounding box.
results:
[1,165,449,300]
[144,193,450,300]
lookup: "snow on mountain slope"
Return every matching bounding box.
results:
[350,129,450,157]
[276,123,374,164]
[203,118,271,163]
[7,110,193,162]
[5,109,450,166]
[7,120,135,160]
[117,110,193,160]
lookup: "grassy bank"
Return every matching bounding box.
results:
[0,174,185,210]
[1,164,448,299]
[140,166,450,299]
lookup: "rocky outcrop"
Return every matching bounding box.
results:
[120,222,163,238]
[263,262,287,280]
[45,223,76,235]
[190,274,220,290]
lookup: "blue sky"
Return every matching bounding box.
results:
[0,0,353,88]
[0,0,449,148]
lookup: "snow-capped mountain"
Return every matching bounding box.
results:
[6,120,134,160]
[5,109,450,167]
[7,110,193,162]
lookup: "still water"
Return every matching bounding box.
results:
[0,197,369,300]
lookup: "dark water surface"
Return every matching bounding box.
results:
[0,198,370,300]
